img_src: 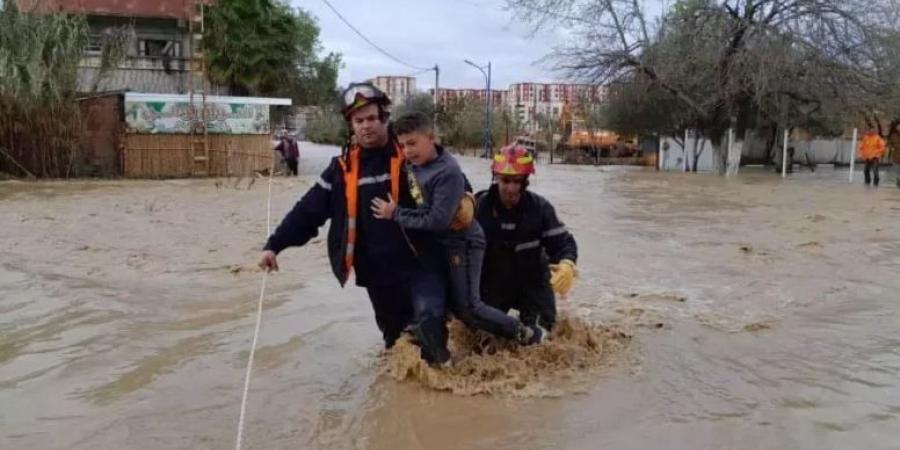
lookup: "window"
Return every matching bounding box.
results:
[85,35,103,55]
[139,39,178,58]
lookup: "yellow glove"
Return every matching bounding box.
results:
[549,259,577,298]
[449,192,476,231]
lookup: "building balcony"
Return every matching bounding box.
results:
[80,55,190,73]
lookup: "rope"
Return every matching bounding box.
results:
[235,159,276,450]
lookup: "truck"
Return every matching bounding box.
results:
[555,102,651,165]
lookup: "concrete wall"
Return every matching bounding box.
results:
[660,132,872,172]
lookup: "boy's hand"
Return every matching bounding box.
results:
[371,194,397,220]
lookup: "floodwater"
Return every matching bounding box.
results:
[2,143,899,449]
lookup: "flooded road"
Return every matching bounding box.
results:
[2,144,899,449]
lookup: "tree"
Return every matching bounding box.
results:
[493,106,525,148]
[438,96,485,150]
[507,0,900,175]
[305,109,347,146]
[89,25,133,92]
[393,92,436,119]
[205,0,341,104]
[289,52,342,106]
[1,1,128,177]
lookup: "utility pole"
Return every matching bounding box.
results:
[464,59,492,158]
[486,61,492,158]
[433,64,440,139]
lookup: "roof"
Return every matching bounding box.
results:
[16,0,211,20]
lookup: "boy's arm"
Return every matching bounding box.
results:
[264,158,336,253]
[463,174,474,193]
[394,172,464,232]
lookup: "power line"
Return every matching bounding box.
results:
[319,0,432,72]
[404,67,435,78]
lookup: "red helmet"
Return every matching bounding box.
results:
[491,145,535,176]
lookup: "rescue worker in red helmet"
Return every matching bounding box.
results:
[474,145,579,330]
[259,82,452,365]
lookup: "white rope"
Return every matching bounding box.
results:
[235,162,276,450]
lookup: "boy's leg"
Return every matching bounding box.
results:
[447,230,522,340]
[408,267,451,364]
[864,160,872,185]
[366,284,414,349]
[480,248,517,314]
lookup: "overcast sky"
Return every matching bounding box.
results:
[295,0,569,91]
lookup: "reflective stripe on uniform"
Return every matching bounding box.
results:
[339,145,405,280]
[515,240,540,252]
[358,173,391,186]
[542,226,567,237]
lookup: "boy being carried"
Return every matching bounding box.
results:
[372,112,544,348]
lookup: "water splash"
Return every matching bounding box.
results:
[382,314,630,397]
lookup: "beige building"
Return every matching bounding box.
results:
[371,76,417,106]
[508,83,607,131]
[381,73,607,132]
[430,88,508,107]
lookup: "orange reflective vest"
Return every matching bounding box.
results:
[858,133,886,160]
[337,144,404,275]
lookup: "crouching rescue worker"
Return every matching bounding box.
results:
[258,82,450,365]
[372,112,545,347]
[475,145,579,331]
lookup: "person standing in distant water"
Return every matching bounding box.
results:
[858,128,886,187]
[275,132,300,176]
[661,141,670,170]
[889,124,900,189]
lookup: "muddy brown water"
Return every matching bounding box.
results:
[2,143,899,449]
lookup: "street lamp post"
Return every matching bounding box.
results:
[465,59,492,158]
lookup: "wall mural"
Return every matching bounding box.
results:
[125,100,270,134]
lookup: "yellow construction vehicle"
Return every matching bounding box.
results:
[556,102,647,165]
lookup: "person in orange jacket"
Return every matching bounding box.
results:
[858,128,886,186]
[890,124,900,188]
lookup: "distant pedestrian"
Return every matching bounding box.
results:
[889,125,900,189]
[275,133,300,176]
[858,128,886,187]
[785,146,795,174]
[661,141,670,170]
